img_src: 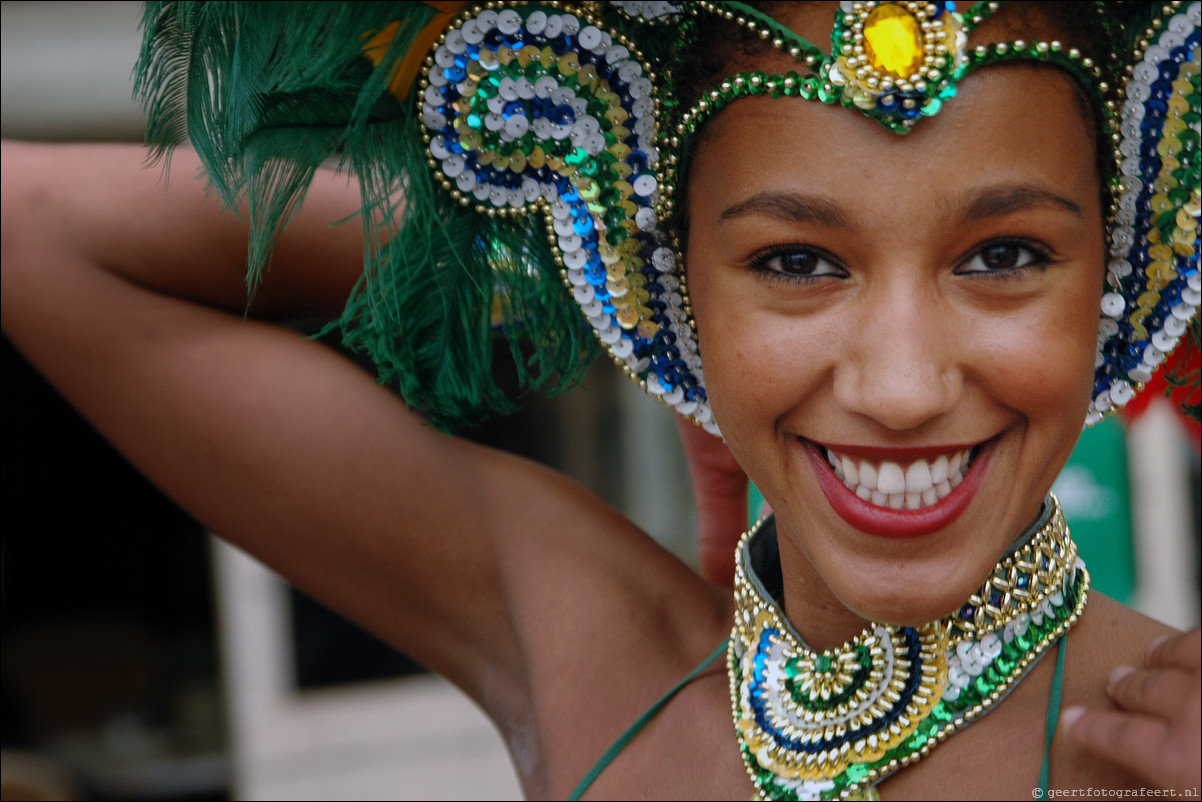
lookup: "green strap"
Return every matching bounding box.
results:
[1039,636,1069,795]
[567,637,731,801]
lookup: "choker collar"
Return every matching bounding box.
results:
[729,494,1089,800]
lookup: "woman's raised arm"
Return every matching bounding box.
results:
[0,142,685,727]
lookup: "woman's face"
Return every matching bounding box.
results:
[686,49,1106,627]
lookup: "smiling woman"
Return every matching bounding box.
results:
[687,62,1107,633]
[1,1,1199,800]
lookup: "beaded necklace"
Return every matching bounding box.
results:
[729,495,1089,801]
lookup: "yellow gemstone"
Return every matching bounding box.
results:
[863,5,924,80]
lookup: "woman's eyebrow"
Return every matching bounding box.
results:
[954,182,1084,224]
[717,192,856,231]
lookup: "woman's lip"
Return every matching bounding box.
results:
[803,438,994,539]
[815,442,980,461]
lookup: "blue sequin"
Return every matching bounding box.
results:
[549,34,574,55]
[550,104,575,125]
[1149,79,1173,100]
[482,28,504,50]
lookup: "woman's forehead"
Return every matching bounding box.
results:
[688,63,1100,222]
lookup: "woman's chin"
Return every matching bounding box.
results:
[832,573,983,630]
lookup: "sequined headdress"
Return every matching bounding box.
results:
[135,1,1201,432]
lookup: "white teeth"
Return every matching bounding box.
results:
[859,462,878,491]
[822,445,976,510]
[905,461,933,493]
[930,455,949,485]
[841,455,858,485]
[878,462,906,494]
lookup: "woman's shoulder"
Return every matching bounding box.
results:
[1069,592,1179,675]
[1054,593,1182,788]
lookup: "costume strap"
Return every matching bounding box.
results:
[567,636,731,801]
[1038,636,1068,795]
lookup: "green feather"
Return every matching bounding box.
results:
[135,1,599,429]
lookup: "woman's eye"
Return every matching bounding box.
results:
[751,248,844,281]
[958,241,1049,275]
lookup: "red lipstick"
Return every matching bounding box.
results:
[804,440,991,538]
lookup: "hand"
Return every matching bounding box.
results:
[675,416,748,587]
[1062,628,1201,792]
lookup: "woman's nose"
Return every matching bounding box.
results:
[832,279,962,432]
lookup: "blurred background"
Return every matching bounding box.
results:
[2,2,1199,800]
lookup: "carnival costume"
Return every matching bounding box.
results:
[135,2,1200,799]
